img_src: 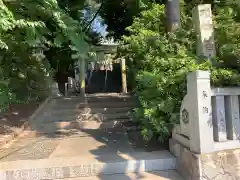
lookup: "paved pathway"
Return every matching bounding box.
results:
[0,94,184,180]
[0,94,134,161]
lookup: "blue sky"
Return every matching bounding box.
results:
[84,9,108,37]
[92,16,108,37]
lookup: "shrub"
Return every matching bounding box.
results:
[119,2,240,142]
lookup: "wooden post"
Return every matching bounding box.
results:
[79,58,86,97]
[166,0,181,32]
[121,58,127,94]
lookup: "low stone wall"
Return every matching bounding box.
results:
[170,138,240,180]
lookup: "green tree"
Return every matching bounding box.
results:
[0,0,99,110]
[119,1,240,141]
[98,0,164,39]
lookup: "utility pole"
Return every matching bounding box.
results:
[166,0,181,32]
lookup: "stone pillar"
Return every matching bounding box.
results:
[187,70,214,153]
[166,0,181,32]
[193,4,216,60]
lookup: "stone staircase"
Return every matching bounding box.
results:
[0,93,183,180]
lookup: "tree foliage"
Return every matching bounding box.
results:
[99,0,140,39]
[0,0,99,110]
[118,1,240,141]
[99,0,163,39]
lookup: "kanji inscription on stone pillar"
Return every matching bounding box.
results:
[193,4,216,59]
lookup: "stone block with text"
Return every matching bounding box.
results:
[193,4,216,60]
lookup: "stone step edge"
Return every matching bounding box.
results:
[38,116,131,126]
[47,107,133,114]
[0,155,176,179]
[53,104,137,110]
[54,100,136,105]
[53,97,135,102]
[51,111,133,117]
[39,118,128,125]
[40,114,130,122]
[53,170,183,180]
[86,93,133,97]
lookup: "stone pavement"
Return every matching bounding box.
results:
[0,94,135,161]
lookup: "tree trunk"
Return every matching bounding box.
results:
[166,0,181,32]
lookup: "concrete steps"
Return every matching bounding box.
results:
[30,118,129,136]
[48,94,137,109]
[38,120,123,132]
[47,107,133,116]
[88,94,135,100]
[85,101,136,108]
[30,94,135,136]
[0,151,177,180]
[49,100,136,110]
[39,113,129,123]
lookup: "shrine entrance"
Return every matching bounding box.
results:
[85,62,122,94]
[73,39,127,95]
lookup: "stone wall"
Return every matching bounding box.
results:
[170,138,201,180]
[170,138,240,180]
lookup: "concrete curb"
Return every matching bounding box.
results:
[0,96,53,149]
[0,151,176,180]
[0,159,176,180]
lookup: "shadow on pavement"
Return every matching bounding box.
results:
[0,95,177,180]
